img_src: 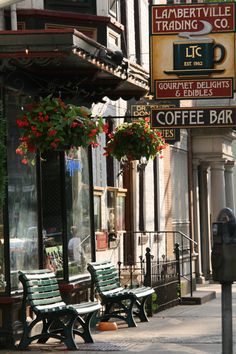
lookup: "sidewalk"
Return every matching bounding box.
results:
[2,282,235,354]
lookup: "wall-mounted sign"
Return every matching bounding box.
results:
[96,232,108,251]
[151,107,236,129]
[131,100,180,144]
[150,3,235,99]
[155,78,233,100]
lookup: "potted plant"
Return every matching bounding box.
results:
[16,95,108,165]
[104,117,167,162]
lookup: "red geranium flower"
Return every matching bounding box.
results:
[104,117,167,162]
[16,95,107,166]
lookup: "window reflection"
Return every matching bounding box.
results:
[65,148,91,278]
[0,211,4,292]
[94,194,102,232]
[41,151,64,278]
[7,95,38,291]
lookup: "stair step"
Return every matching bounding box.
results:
[181,290,216,305]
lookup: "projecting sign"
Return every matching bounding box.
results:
[151,107,236,129]
[155,78,233,99]
[131,100,180,144]
[150,3,235,99]
[152,3,235,34]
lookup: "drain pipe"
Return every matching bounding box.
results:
[11,3,17,30]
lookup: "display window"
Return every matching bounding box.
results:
[6,94,94,290]
[7,95,39,291]
[65,148,92,278]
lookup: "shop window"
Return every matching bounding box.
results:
[65,148,92,279]
[41,148,92,279]
[116,190,126,231]
[107,187,126,248]
[41,151,64,277]
[107,188,116,235]
[108,0,120,21]
[94,187,103,232]
[44,0,96,14]
[6,95,38,291]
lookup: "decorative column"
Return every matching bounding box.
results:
[192,159,204,283]
[210,160,226,222]
[199,162,211,279]
[225,160,235,213]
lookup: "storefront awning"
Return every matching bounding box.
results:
[0,29,149,102]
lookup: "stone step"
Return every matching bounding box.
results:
[181,290,216,305]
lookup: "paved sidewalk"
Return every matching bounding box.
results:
[1,282,235,353]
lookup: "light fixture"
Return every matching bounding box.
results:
[98,48,124,67]
[117,157,130,177]
[137,156,148,172]
[111,50,124,66]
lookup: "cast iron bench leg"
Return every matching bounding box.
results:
[134,297,149,322]
[73,312,95,343]
[102,299,137,327]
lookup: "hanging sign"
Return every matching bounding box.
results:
[152,3,235,34]
[150,3,235,99]
[151,107,236,129]
[131,99,180,144]
[155,78,233,99]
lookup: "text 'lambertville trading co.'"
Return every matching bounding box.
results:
[152,3,235,34]
[151,107,236,129]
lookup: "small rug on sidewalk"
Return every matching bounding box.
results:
[28,342,135,352]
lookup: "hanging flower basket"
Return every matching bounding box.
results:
[104,117,167,162]
[16,95,108,165]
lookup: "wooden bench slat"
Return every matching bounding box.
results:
[29,291,61,298]
[22,272,56,280]
[29,298,62,305]
[97,278,120,287]
[27,284,59,293]
[35,302,67,311]
[27,278,58,286]
[95,276,118,284]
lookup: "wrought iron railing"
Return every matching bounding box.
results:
[117,230,197,313]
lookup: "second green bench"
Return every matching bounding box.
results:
[87,261,154,327]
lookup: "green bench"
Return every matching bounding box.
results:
[18,269,102,350]
[87,261,154,328]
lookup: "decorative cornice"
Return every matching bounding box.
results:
[5,8,124,32]
[0,29,149,101]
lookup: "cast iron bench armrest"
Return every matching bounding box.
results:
[87,261,154,328]
[18,269,101,350]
